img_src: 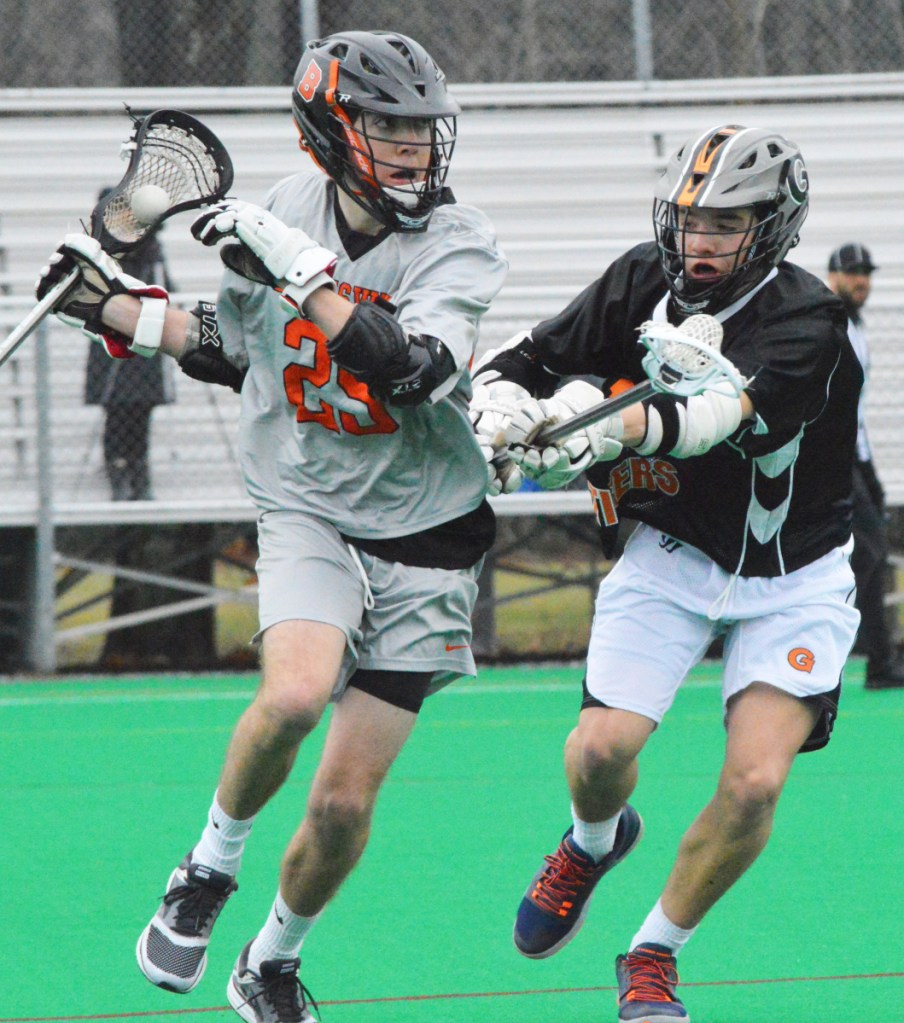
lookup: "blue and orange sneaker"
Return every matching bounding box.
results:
[615,943,689,1022]
[513,804,643,958]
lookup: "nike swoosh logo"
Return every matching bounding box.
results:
[445,643,469,651]
[275,909,285,925]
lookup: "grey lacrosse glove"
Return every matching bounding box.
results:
[505,380,624,490]
[192,199,338,315]
[468,375,530,496]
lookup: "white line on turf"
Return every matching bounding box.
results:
[0,675,725,708]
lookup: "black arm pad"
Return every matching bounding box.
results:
[178,301,246,394]
[327,300,456,406]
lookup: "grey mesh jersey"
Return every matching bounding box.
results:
[215,172,507,539]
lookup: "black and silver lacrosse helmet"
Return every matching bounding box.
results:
[291,30,460,232]
[652,124,809,314]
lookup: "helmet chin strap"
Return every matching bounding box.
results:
[383,184,423,209]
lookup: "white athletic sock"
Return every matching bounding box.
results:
[247,891,321,971]
[630,899,697,955]
[570,803,621,863]
[191,790,256,877]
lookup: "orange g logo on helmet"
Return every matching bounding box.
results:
[788,647,815,672]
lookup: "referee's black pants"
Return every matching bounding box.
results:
[850,462,895,671]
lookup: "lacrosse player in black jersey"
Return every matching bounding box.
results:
[470,124,862,1022]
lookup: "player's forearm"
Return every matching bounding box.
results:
[102,294,190,360]
[301,285,354,338]
[618,391,754,450]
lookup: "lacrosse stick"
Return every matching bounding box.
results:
[534,314,747,446]
[0,107,234,369]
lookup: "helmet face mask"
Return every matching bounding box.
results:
[292,31,460,231]
[653,125,809,314]
[336,110,456,226]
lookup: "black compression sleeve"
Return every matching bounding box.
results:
[473,334,560,398]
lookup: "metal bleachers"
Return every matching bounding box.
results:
[2,76,904,668]
[3,75,904,519]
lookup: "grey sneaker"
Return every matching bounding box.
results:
[136,853,238,993]
[227,941,319,1023]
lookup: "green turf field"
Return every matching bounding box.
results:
[2,659,902,1022]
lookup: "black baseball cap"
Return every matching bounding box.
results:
[828,242,878,274]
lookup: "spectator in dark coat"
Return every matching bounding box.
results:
[85,208,174,500]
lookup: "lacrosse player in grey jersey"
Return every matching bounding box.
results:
[37,30,506,1023]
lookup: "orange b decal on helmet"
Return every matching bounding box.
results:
[297,59,322,103]
[788,647,815,672]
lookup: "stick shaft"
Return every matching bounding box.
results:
[0,268,80,369]
[537,380,654,444]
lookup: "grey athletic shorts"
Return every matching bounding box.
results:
[255,509,482,700]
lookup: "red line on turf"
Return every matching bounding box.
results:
[5,973,904,1022]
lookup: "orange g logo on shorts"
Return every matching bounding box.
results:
[788,647,815,672]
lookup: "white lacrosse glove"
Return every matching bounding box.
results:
[35,234,169,359]
[468,375,530,495]
[505,379,624,490]
[191,199,338,315]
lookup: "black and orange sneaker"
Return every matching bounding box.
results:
[513,805,643,958]
[615,943,689,1022]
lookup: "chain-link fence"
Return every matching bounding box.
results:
[2,0,903,88]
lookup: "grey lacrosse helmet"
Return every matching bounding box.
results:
[652,124,810,314]
[291,30,460,231]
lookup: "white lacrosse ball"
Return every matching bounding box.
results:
[130,184,171,225]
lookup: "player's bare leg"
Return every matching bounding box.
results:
[227,686,417,1021]
[137,619,345,993]
[565,706,655,821]
[659,682,819,928]
[612,685,819,1023]
[279,685,418,916]
[217,620,347,820]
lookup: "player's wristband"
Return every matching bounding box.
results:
[130,292,168,357]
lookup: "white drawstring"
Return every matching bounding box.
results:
[346,543,375,611]
[707,573,738,621]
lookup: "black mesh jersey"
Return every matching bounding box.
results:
[488,241,862,578]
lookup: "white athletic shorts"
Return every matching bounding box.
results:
[585,524,860,734]
[255,510,482,699]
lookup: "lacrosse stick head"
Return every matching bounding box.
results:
[639,315,747,398]
[89,109,234,257]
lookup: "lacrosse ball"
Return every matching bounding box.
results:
[130,184,171,224]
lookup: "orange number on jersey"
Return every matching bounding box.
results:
[283,318,399,436]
